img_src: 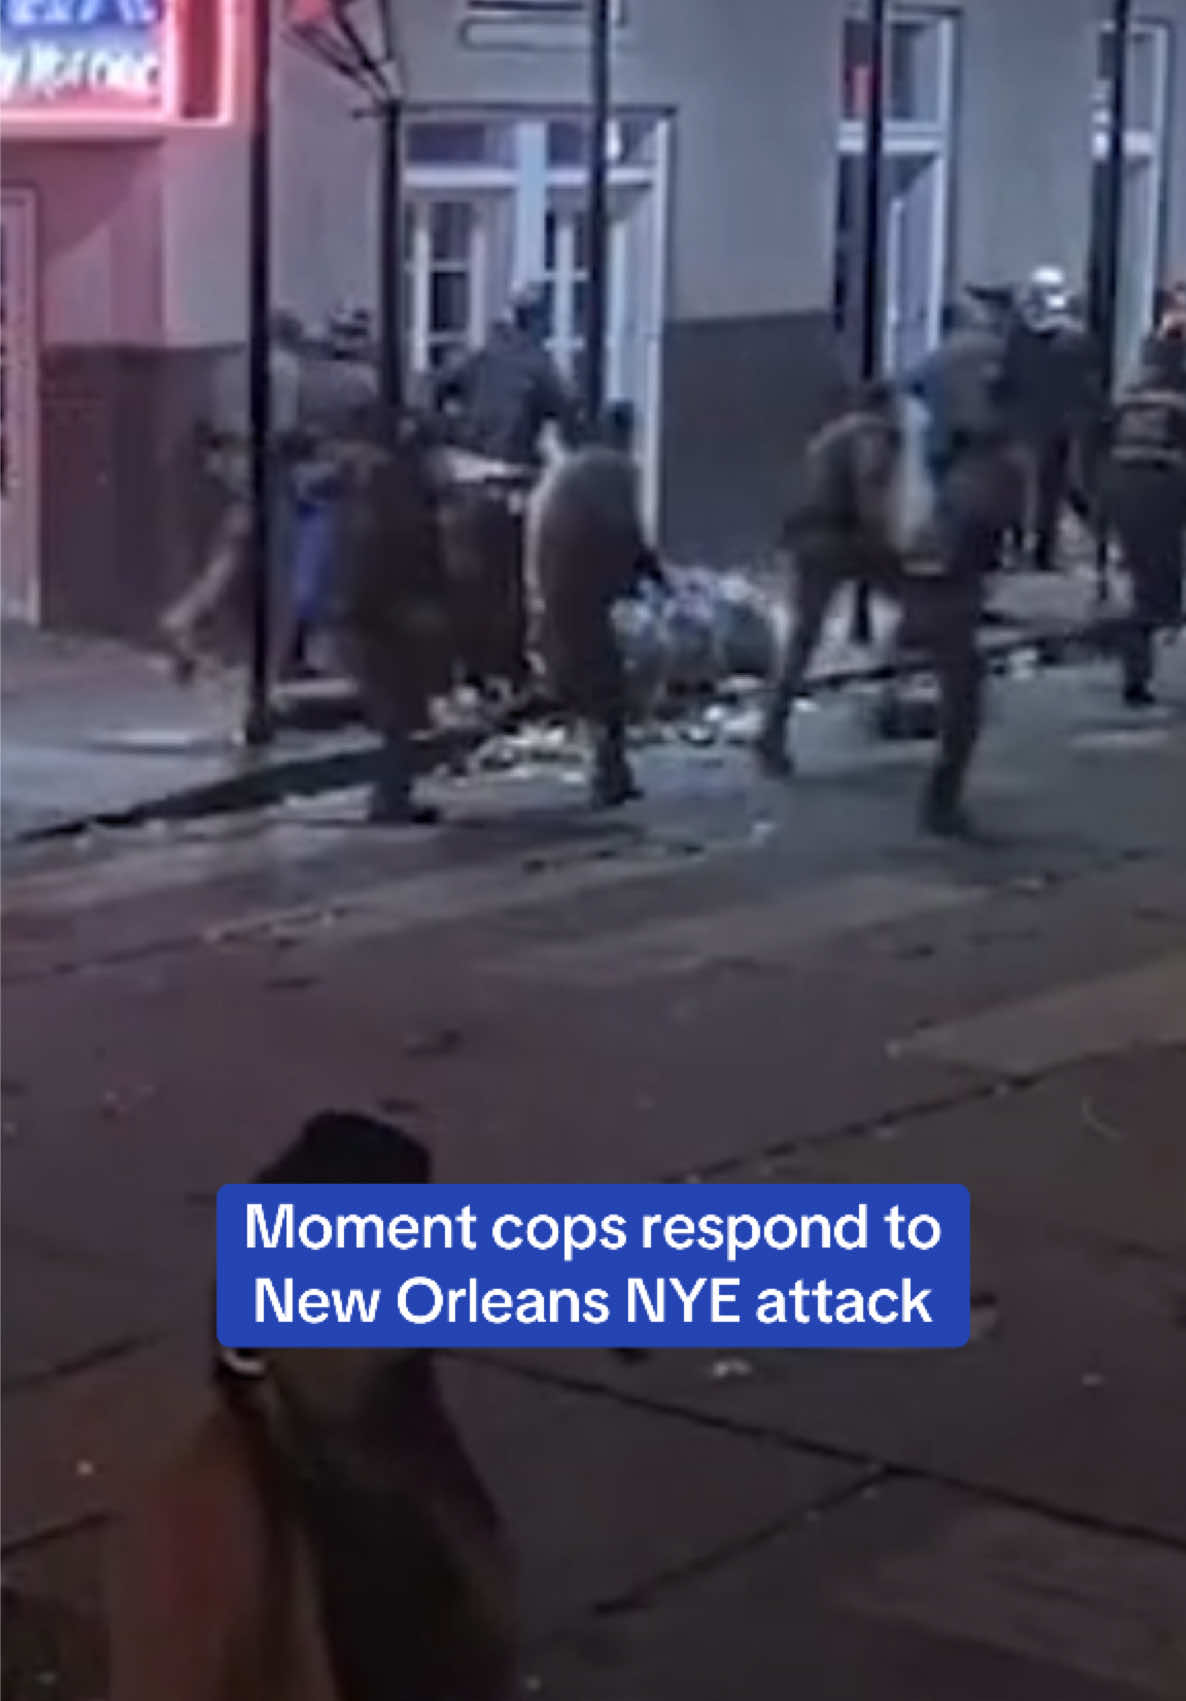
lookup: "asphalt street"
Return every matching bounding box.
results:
[3,640,1185,1698]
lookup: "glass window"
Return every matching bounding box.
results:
[547,120,586,167]
[546,116,655,168]
[430,202,473,263]
[842,11,945,123]
[407,122,492,164]
[1095,24,1164,134]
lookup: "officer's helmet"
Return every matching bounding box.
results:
[510,282,550,340]
[1020,266,1072,332]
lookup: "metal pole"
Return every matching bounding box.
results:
[244,0,273,747]
[851,0,887,647]
[1093,0,1131,607]
[585,0,611,431]
[377,97,404,410]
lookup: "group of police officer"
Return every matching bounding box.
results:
[331,268,1185,836]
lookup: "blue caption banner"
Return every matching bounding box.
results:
[217,1184,969,1349]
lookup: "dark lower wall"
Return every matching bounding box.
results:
[658,310,851,566]
[40,345,235,642]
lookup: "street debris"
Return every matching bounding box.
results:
[708,1356,756,1383]
[1080,1371,1106,1390]
[1081,1096,1124,1142]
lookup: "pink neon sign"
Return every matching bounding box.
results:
[0,0,180,120]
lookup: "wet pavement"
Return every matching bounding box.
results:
[2,636,1185,1697]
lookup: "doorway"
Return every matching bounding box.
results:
[834,148,945,377]
[1,188,39,624]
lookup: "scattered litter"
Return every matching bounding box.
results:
[1010,873,1054,895]
[708,1357,755,1383]
[1080,1371,1105,1390]
[523,1674,544,1693]
[1081,1097,1123,1142]
[74,1459,96,1479]
[748,818,776,846]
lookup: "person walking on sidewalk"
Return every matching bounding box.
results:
[108,1112,518,1701]
[159,312,307,682]
[1100,334,1186,707]
[330,404,455,826]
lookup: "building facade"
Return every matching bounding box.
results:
[2,0,1184,636]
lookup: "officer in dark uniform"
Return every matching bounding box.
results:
[1102,334,1186,706]
[530,402,666,807]
[1005,267,1102,571]
[332,405,455,825]
[904,314,1026,833]
[434,283,581,471]
[755,382,901,779]
[433,285,582,694]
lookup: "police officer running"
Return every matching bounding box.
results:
[903,306,1025,833]
[1101,332,1186,707]
[754,381,901,779]
[529,402,666,808]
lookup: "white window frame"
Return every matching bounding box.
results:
[404,197,489,375]
[837,6,956,368]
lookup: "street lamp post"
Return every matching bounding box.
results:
[244,0,274,747]
[287,0,406,409]
[850,0,887,648]
[1093,0,1131,606]
[585,0,612,432]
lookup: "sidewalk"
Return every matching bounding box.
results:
[1,564,1106,842]
[0,626,373,843]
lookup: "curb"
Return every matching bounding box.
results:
[13,617,1117,845]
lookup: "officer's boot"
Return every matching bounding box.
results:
[590,715,641,808]
[368,731,440,826]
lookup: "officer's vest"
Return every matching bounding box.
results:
[1110,387,1186,478]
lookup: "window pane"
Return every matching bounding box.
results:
[842,14,944,123]
[842,16,872,119]
[544,211,558,270]
[427,337,468,372]
[571,278,589,338]
[431,270,470,334]
[571,213,589,272]
[889,19,942,121]
[430,202,472,262]
[1095,25,1161,133]
[407,122,491,164]
[547,119,587,166]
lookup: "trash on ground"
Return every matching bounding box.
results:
[708,1356,756,1382]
